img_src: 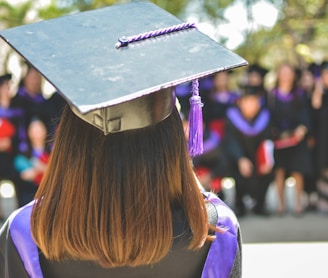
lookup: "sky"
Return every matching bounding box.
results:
[187,0,279,50]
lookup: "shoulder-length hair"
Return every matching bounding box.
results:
[31,106,208,267]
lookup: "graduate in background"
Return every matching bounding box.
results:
[13,118,50,206]
[0,73,18,222]
[269,63,312,215]
[0,72,26,211]
[203,71,239,139]
[313,61,328,212]
[299,64,321,210]
[224,84,274,217]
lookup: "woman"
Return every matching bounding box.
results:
[224,85,274,217]
[1,105,242,278]
[0,72,26,212]
[13,118,50,206]
[269,63,312,215]
[0,2,246,277]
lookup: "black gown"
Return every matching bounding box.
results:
[223,105,274,214]
[268,88,312,175]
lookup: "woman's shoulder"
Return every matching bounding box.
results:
[0,201,35,244]
[204,191,239,230]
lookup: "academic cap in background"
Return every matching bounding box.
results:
[0,2,247,135]
[247,64,268,78]
[0,73,12,85]
[238,84,265,97]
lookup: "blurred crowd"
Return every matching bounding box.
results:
[0,62,66,222]
[1,60,328,222]
[177,61,328,217]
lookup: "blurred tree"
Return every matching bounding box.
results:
[237,0,328,69]
[0,0,34,28]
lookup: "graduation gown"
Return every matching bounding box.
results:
[224,106,273,213]
[0,192,242,278]
[268,88,312,175]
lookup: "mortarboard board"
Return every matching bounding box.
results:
[0,2,247,135]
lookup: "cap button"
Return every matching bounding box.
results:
[115,36,129,48]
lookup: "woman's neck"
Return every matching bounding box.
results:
[278,84,293,94]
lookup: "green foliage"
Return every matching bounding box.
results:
[203,0,234,19]
[38,4,72,19]
[0,0,33,28]
[236,0,328,69]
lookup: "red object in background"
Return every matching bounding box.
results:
[195,167,222,193]
[0,118,15,138]
[210,177,222,193]
[256,140,274,175]
[34,153,50,185]
[209,119,226,138]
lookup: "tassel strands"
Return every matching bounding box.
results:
[188,79,204,157]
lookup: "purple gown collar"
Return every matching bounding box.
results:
[212,91,238,104]
[0,107,24,118]
[17,87,45,103]
[227,107,270,136]
[9,201,43,278]
[272,87,304,102]
[9,195,239,278]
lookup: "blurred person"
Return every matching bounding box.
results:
[0,3,246,277]
[0,73,17,176]
[0,73,17,223]
[0,72,27,212]
[314,62,328,174]
[203,71,238,138]
[313,62,328,212]
[178,75,229,197]
[200,71,238,191]
[223,84,274,217]
[13,118,50,206]
[245,63,268,88]
[193,122,227,198]
[11,64,46,153]
[299,65,321,210]
[268,63,312,216]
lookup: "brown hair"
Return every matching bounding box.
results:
[31,106,208,267]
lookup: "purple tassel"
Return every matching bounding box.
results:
[188,79,203,157]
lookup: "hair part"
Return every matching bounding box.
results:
[31,106,208,267]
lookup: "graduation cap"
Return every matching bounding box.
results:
[238,84,264,97]
[0,2,247,155]
[0,73,12,85]
[247,64,268,78]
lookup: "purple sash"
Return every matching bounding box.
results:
[10,195,238,278]
[201,192,239,278]
[227,107,270,136]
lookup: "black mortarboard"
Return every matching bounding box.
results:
[0,2,247,134]
[0,73,12,85]
[247,64,268,78]
[238,84,264,97]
